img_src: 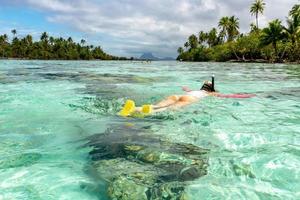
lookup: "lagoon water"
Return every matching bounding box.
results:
[0,60,299,200]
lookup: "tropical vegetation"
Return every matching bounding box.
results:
[177,1,300,63]
[0,31,127,60]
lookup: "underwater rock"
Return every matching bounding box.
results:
[86,123,209,199]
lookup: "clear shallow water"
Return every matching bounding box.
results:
[0,60,299,200]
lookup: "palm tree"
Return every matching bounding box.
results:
[250,0,265,29]
[67,37,73,43]
[0,34,8,43]
[219,16,239,42]
[0,30,119,60]
[289,4,300,18]
[228,16,240,41]
[49,36,55,45]
[184,42,189,49]
[80,39,86,46]
[25,35,33,44]
[207,28,218,47]
[0,35,5,44]
[261,19,285,59]
[0,35,5,57]
[11,29,17,38]
[188,34,198,49]
[218,16,230,41]
[250,23,258,32]
[198,31,208,45]
[283,15,300,45]
[177,47,184,54]
[41,32,48,42]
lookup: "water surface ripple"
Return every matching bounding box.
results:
[0,61,299,200]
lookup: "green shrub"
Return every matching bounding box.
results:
[209,43,235,62]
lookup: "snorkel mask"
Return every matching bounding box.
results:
[200,75,216,92]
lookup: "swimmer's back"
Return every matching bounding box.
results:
[186,90,208,99]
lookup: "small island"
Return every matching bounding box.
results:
[0,31,127,60]
[177,1,300,63]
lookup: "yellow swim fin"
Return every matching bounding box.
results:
[119,100,136,117]
[141,104,153,115]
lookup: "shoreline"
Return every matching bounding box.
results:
[0,57,129,61]
[0,58,299,64]
[0,57,160,61]
[227,59,300,65]
[177,59,300,65]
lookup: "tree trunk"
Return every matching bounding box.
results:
[280,44,289,61]
[231,45,241,61]
[273,42,278,62]
[256,13,259,29]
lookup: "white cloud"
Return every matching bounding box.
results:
[3,0,299,57]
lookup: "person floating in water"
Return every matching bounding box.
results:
[119,76,255,117]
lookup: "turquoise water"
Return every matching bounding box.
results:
[0,60,299,200]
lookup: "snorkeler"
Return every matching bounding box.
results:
[119,76,255,117]
[120,76,217,116]
[150,78,217,112]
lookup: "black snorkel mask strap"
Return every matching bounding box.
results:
[211,75,215,92]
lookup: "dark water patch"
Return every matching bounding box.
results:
[0,153,42,169]
[84,123,209,199]
[1,67,171,85]
[69,97,124,116]
[0,74,14,84]
[148,113,178,121]
[0,68,39,84]
[276,88,300,97]
[293,104,300,108]
[0,75,22,84]
[81,84,118,96]
[286,65,300,78]
[26,67,44,70]
[229,160,256,178]
[282,144,300,157]
[39,71,171,85]
[260,87,300,101]
[265,95,278,100]
[79,181,108,200]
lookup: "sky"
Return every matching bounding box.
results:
[0,0,299,58]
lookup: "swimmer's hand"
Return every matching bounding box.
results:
[182,86,192,92]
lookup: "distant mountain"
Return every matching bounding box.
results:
[140,52,159,60]
[139,52,175,61]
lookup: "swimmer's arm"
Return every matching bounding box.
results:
[214,93,256,98]
[181,86,192,92]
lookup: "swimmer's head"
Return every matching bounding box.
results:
[200,81,215,92]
